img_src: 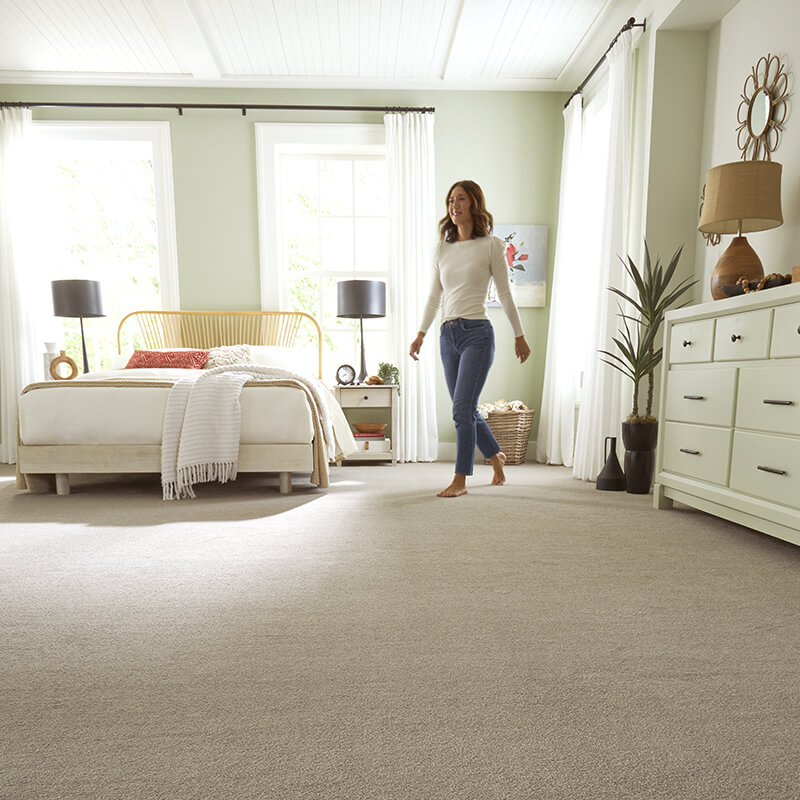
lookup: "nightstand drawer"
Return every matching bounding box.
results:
[669,319,714,363]
[736,365,800,435]
[714,309,772,361]
[770,302,800,358]
[664,367,737,425]
[337,387,393,408]
[730,431,800,509]
[661,422,732,485]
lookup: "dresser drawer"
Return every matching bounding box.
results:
[664,367,737,425]
[713,309,772,361]
[736,365,800,435]
[730,431,800,509]
[337,387,392,408]
[669,319,714,363]
[661,422,732,485]
[770,302,800,358]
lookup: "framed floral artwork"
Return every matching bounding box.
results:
[487,223,547,308]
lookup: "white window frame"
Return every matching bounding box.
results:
[30,121,180,309]
[254,123,385,311]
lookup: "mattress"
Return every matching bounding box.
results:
[18,368,314,446]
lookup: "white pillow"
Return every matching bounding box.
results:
[250,345,318,378]
[204,344,252,368]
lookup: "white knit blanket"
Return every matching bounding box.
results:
[161,365,335,500]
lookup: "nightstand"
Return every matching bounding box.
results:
[334,384,399,464]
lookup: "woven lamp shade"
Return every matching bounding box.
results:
[698,160,783,235]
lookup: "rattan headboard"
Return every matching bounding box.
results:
[117,310,322,378]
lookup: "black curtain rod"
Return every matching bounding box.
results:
[0,101,434,116]
[564,17,646,109]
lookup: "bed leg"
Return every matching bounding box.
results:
[24,474,55,493]
[279,472,291,494]
[15,463,27,489]
[55,473,71,496]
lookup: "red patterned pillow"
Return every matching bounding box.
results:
[125,349,209,369]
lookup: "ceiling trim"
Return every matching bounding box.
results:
[0,70,568,93]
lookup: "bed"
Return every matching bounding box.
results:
[16,310,355,497]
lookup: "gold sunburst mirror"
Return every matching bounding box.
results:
[736,53,789,160]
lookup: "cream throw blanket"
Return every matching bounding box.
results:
[161,365,335,500]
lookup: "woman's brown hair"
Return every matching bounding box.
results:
[438,180,494,242]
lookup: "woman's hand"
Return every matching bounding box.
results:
[515,335,531,364]
[409,331,425,361]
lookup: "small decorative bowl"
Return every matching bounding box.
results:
[353,423,387,433]
[721,275,791,297]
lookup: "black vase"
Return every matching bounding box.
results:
[596,436,626,491]
[621,421,658,494]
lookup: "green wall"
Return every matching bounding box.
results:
[0,84,565,448]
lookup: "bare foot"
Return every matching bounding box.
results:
[489,452,507,486]
[437,475,468,497]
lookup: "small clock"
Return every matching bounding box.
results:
[336,364,356,385]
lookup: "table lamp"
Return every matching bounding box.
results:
[698,160,783,299]
[337,280,386,383]
[51,279,105,373]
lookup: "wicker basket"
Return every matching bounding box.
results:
[483,409,536,465]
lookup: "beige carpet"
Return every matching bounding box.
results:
[1,461,799,800]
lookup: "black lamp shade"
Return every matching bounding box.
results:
[337,280,386,319]
[51,280,105,318]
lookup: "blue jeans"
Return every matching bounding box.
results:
[440,318,501,476]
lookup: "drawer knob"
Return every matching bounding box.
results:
[730,333,742,342]
[364,395,369,400]
[757,465,787,476]
[797,324,800,335]
[763,399,794,406]
[680,448,701,455]
[682,339,692,347]
[683,394,705,401]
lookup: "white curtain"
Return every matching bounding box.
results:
[384,112,438,462]
[572,29,635,481]
[0,107,40,464]
[536,96,583,467]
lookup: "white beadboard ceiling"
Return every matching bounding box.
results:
[0,0,641,91]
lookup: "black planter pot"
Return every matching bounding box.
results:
[621,421,658,494]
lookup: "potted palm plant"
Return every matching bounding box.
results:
[599,242,696,493]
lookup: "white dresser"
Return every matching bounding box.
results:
[654,282,800,546]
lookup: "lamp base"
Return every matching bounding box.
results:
[357,317,367,384]
[710,236,764,300]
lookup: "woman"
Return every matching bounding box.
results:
[409,180,531,497]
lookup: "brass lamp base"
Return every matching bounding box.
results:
[710,236,764,300]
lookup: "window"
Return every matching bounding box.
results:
[30,122,179,370]
[256,124,387,383]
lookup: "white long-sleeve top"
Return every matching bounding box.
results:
[418,236,525,338]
